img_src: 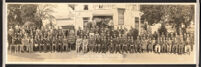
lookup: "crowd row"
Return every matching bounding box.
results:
[8,26,194,54]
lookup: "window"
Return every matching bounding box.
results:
[118,8,125,25]
[84,5,88,10]
[99,5,103,8]
[83,17,90,29]
[135,17,139,29]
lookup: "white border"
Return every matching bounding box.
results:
[2,1,200,66]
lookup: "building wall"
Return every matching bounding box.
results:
[73,4,142,31]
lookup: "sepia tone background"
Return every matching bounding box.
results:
[6,3,196,64]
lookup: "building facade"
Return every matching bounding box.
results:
[49,4,143,34]
[72,4,143,31]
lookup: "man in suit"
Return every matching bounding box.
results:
[184,35,191,54]
[109,36,114,53]
[76,36,82,53]
[171,36,178,54]
[155,37,161,53]
[82,36,89,53]
[166,37,172,53]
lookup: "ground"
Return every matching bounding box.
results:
[7,50,195,64]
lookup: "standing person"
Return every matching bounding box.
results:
[93,32,98,52]
[166,37,172,53]
[190,33,194,51]
[161,34,167,53]
[33,35,39,52]
[122,36,128,53]
[109,36,114,53]
[184,35,191,54]
[26,35,31,52]
[154,37,161,53]
[119,26,123,37]
[38,31,43,52]
[110,29,114,38]
[52,37,57,53]
[99,36,103,53]
[135,36,140,53]
[44,37,50,52]
[29,36,34,53]
[57,36,63,52]
[14,33,18,53]
[147,37,153,53]
[77,27,82,37]
[112,36,117,53]
[119,36,124,53]
[94,27,100,39]
[151,37,156,52]
[105,36,110,53]
[62,36,68,52]
[96,36,101,53]
[10,33,16,53]
[9,27,16,53]
[115,37,121,54]
[101,36,107,53]
[8,26,14,52]
[46,37,51,52]
[76,36,82,53]
[171,36,178,54]
[114,29,119,38]
[40,38,45,52]
[126,35,130,53]
[141,36,147,53]
[108,19,113,30]
[88,34,95,52]
[129,36,134,53]
[106,28,110,40]
[43,38,47,52]
[21,34,26,53]
[178,35,184,54]
[18,29,23,53]
[82,36,88,53]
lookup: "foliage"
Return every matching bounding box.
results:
[35,4,56,28]
[7,4,38,27]
[140,5,164,25]
[7,4,55,29]
[140,5,194,34]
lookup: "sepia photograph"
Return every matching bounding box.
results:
[5,3,197,64]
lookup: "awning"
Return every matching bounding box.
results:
[92,11,113,16]
[61,25,74,30]
[93,13,113,16]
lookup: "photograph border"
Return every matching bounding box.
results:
[2,0,200,67]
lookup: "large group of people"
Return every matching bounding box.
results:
[8,23,194,55]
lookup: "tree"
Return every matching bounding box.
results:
[140,5,194,34]
[35,4,56,28]
[7,4,23,26]
[20,4,38,22]
[165,5,194,34]
[7,4,56,29]
[140,5,165,25]
[7,4,38,27]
